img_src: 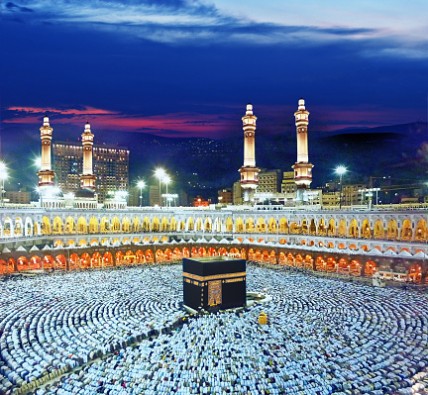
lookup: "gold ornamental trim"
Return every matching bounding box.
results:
[224,277,245,283]
[183,271,246,282]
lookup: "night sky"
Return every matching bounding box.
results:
[1,1,428,190]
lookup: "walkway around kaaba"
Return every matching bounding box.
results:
[0,206,427,282]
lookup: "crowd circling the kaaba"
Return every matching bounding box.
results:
[1,264,428,394]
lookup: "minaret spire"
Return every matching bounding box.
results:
[37,115,55,187]
[239,104,260,203]
[80,121,96,191]
[292,98,314,202]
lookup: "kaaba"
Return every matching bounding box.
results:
[183,257,246,311]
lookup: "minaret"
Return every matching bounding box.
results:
[239,104,260,203]
[292,98,313,202]
[80,122,96,191]
[37,116,55,187]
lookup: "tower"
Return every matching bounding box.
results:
[292,98,313,202]
[80,122,96,191]
[239,104,260,203]
[37,116,55,187]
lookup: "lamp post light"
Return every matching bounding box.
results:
[0,161,8,207]
[163,175,171,206]
[137,180,146,207]
[154,168,167,206]
[335,165,347,209]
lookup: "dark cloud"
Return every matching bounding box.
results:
[5,2,34,12]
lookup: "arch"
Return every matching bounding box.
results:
[170,217,178,232]
[100,217,110,232]
[245,218,255,233]
[43,255,55,270]
[69,253,80,270]
[142,217,151,232]
[161,217,170,232]
[373,219,384,239]
[204,218,212,232]
[41,216,51,235]
[55,254,67,270]
[122,217,131,232]
[279,218,288,234]
[301,220,309,235]
[349,259,362,276]
[338,219,347,237]
[89,216,99,233]
[132,217,140,232]
[77,217,88,234]
[414,219,427,241]
[235,218,244,233]
[30,255,42,270]
[195,218,203,232]
[14,218,23,237]
[408,263,422,283]
[103,252,114,267]
[317,219,326,236]
[17,256,29,271]
[267,217,277,233]
[65,216,75,234]
[224,217,233,233]
[386,219,398,240]
[361,219,372,239]
[256,217,266,233]
[186,217,194,232]
[400,219,412,241]
[308,219,316,235]
[80,252,91,268]
[348,219,359,238]
[0,258,14,274]
[111,217,121,232]
[327,219,336,236]
[364,260,377,277]
[52,216,63,234]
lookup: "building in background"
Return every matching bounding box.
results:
[218,188,233,205]
[257,169,282,193]
[281,171,297,194]
[53,143,129,203]
[233,181,243,205]
[4,190,31,205]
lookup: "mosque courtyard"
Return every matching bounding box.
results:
[1,264,427,395]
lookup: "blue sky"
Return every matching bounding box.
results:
[1,0,427,142]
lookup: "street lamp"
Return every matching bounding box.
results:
[163,175,171,206]
[154,168,166,206]
[335,165,347,209]
[137,180,146,207]
[0,161,8,206]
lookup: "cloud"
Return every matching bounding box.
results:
[8,105,118,116]
[3,105,237,138]
[1,0,426,59]
[5,2,34,12]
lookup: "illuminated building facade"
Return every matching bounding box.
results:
[53,143,129,203]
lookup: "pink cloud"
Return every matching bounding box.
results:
[4,105,237,138]
[7,105,118,115]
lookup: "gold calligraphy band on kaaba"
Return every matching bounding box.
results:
[183,272,246,282]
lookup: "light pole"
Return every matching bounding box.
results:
[137,180,146,207]
[335,165,347,209]
[0,162,9,207]
[163,175,171,207]
[154,168,166,207]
